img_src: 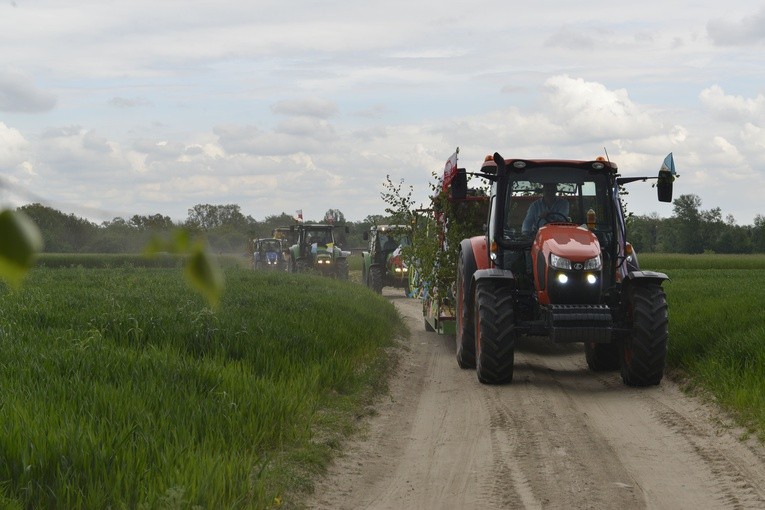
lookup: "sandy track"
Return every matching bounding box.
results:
[305,290,765,509]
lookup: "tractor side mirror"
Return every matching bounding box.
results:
[363,231,369,241]
[657,170,673,203]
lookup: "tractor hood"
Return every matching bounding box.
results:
[535,224,601,261]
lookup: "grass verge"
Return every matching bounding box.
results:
[0,265,404,508]
[641,254,765,440]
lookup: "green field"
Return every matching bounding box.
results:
[1,252,764,507]
[641,254,765,438]
[0,264,403,508]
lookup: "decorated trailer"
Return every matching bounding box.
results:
[413,149,489,334]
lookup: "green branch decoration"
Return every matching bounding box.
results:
[0,209,44,288]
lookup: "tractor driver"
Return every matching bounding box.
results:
[522,182,570,234]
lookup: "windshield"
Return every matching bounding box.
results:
[503,169,613,245]
[305,229,333,246]
[260,240,281,251]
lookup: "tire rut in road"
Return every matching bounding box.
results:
[652,402,765,509]
[488,347,646,509]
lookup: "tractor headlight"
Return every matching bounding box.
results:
[550,253,572,270]
[583,255,602,270]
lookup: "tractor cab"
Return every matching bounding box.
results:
[497,167,618,304]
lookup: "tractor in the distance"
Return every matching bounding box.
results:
[252,237,286,271]
[456,151,676,387]
[362,225,411,295]
[288,224,350,279]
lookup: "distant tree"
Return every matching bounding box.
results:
[362,214,389,225]
[129,213,175,231]
[323,208,345,225]
[185,204,247,231]
[672,194,704,253]
[18,203,98,252]
[713,214,752,254]
[753,215,765,253]
[627,213,663,253]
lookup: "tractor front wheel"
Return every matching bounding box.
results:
[620,283,668,387]
[367,266,383,294]
[474,280,515,384]
[337,259,349,280]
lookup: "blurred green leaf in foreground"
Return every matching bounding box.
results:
[0,209,44,288]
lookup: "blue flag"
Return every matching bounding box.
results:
[660,153,676,176]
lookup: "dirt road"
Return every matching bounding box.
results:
[305,289,765,509]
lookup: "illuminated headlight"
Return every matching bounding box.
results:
[583,255,602,270]
[557,273,569,284]
[586,273,598,284]
[550,253,572,270]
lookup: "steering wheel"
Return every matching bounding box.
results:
[536,211,569,228]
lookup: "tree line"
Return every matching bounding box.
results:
[16,203,388,254]
[628,194,765,254]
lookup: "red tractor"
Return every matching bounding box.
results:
[456,152,676,386]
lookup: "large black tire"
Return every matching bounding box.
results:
[456,246,477,369]
[585,341,620,371]
[367,265,383,294]
[474,280,515,384]
[620,283,668,387]
[337,259,349,280]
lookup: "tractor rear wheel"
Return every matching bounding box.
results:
[585,342,620,371]
[367,266,383,294]
[456,246,477,369]
[474,280,515,384]
[620,283,668,386]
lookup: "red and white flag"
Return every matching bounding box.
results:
[294,209,303,222]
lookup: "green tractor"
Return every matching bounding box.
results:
[362,225,411,295]
[288,224,350,279]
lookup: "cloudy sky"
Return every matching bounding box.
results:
[1,1,764,225]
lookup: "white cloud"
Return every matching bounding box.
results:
[544,75,657,141]
[1,1,765,225]
[699,85,765,122]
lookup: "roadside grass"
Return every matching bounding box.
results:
[641,254,765,439]
[35,252,249,269]
[0,265,404,508]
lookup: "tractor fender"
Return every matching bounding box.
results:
[467,235,490,270]
[459,237,490,311]
[361,251,371,276]
[624,270,669,286]
[472,268,515,287]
